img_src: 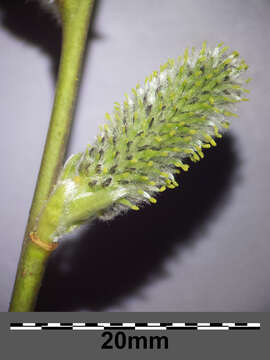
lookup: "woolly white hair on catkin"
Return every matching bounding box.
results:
[37,0,61,21]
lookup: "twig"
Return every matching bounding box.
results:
[9,0,95,312]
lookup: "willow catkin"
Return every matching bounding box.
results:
[38,43,250,241]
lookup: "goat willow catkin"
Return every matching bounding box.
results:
[36,43,250,242]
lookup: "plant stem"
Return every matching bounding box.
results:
[9,0,95,312]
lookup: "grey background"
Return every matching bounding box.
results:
[0,0,269,312]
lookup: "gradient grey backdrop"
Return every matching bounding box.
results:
[0,0,269,312]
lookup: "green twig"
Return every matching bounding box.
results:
[9,0,95,312]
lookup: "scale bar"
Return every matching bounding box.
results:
[10,322,261,331]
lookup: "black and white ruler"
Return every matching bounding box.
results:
[10,322,261,331]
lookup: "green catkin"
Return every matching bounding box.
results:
[37,43,250,241]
